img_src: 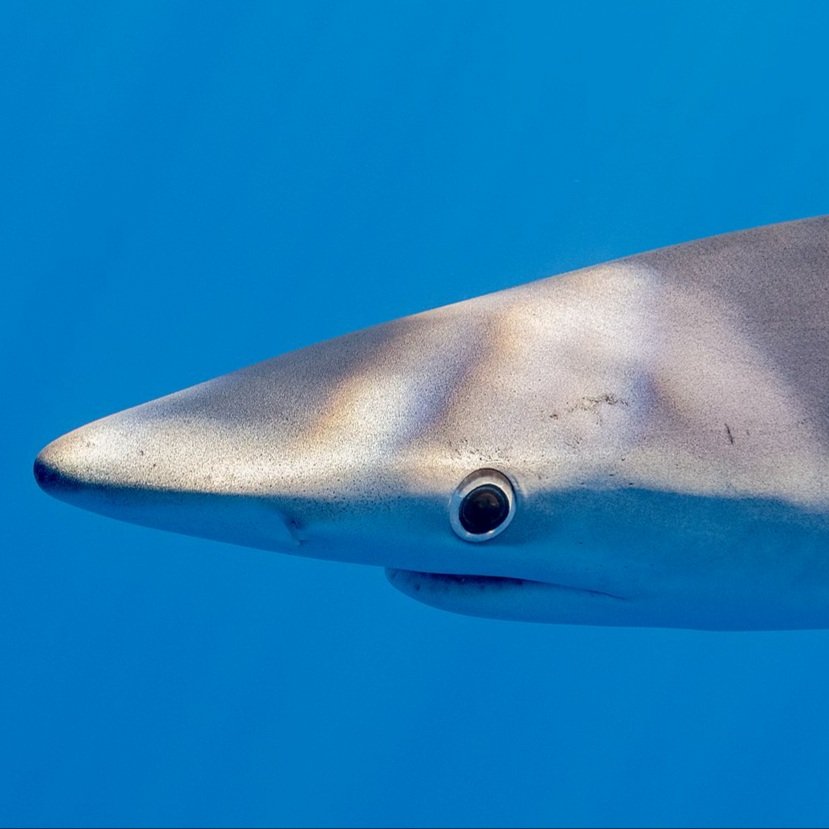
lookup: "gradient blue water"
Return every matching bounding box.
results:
[4,2,829,826]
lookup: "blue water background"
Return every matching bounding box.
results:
[3,2,829,826]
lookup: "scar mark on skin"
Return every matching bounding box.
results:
[567,393,629,414]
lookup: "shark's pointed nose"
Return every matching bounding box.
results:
[34,435,95,502]
[33,419,126,507]
[33,416,302,552]
[33,447,59,493]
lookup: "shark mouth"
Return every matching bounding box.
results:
[385,569,629,623]
[386,569,625,601]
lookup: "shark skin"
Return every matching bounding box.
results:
[34,217,829,630]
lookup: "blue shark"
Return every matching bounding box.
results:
[34,217,829,629]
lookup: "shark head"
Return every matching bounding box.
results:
[35,218,829,629]
[34,263,658,621]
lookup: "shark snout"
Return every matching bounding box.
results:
[34,419,150,505]
[34,445,73,496]
[33,416,302,552]
[34,430,115,504]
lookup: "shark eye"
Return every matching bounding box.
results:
[449,468,515,542]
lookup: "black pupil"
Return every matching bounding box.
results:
[459,484,509,535]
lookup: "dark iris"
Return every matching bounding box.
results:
[459,484,510,535]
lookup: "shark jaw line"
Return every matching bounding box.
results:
[386,569,628,601]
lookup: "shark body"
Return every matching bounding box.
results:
[35,217,829,629]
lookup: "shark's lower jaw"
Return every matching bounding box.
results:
[390,570,625,599]
[386,568,630,625]
[386,570,829,631]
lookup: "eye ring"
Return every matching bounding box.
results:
[449,468,516,543]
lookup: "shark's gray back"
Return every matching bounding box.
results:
[636,216,829,430]
[513,215,829,512]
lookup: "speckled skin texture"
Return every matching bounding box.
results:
[35,217,829,629]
